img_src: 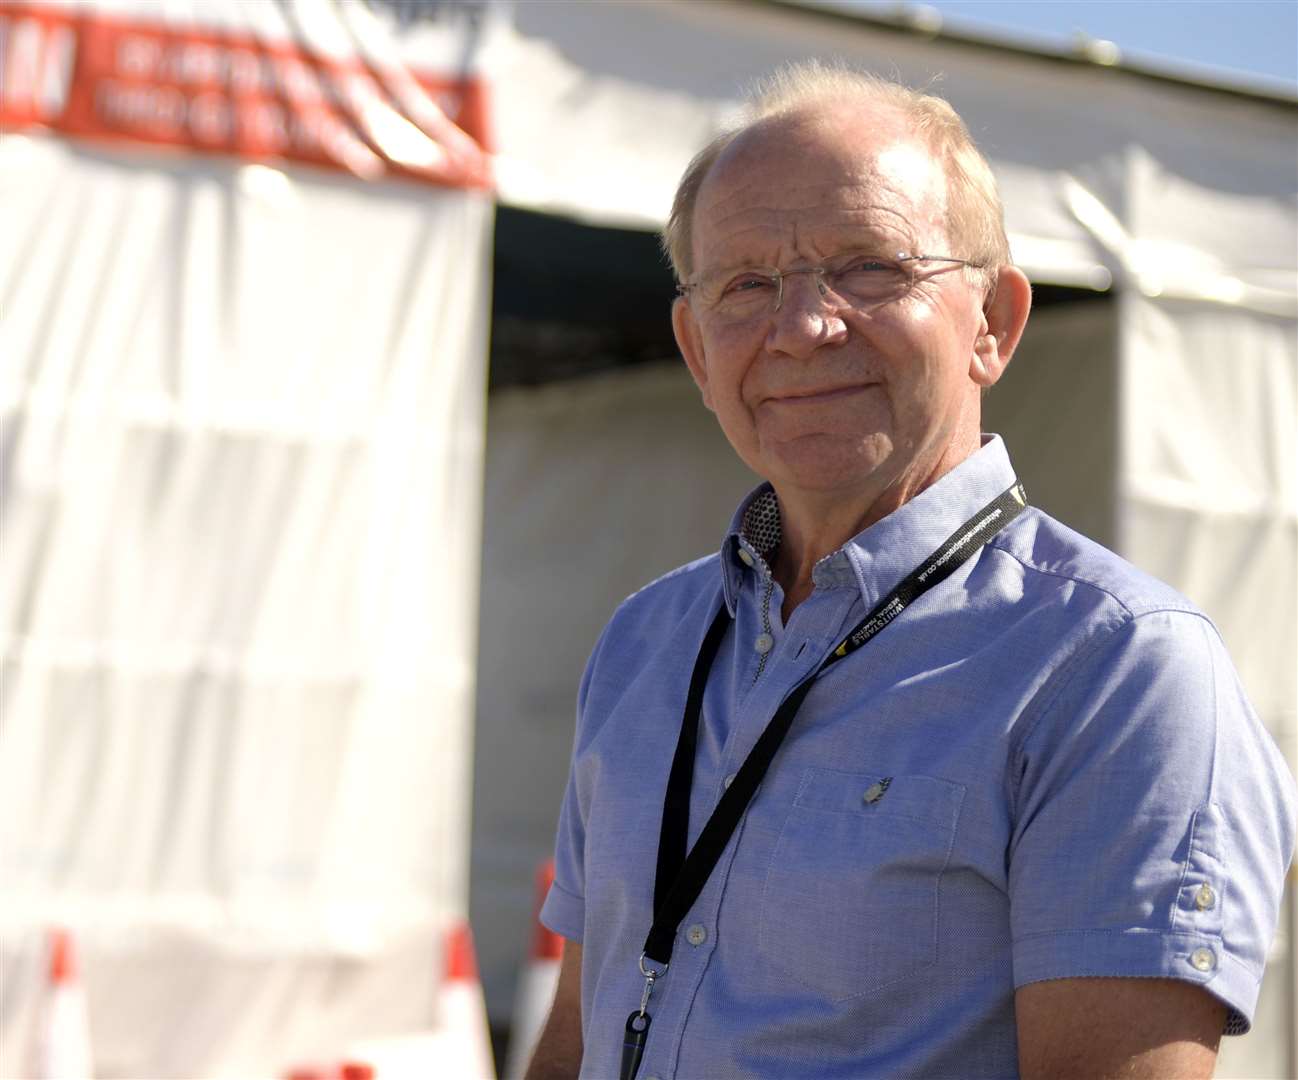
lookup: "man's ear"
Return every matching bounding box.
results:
[672,297,715,411]
[970,265,1032,389]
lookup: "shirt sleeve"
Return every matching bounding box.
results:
[1008,607,1297,1033]
[538,619,616,943]
[539,777,587,944]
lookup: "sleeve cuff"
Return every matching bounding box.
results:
[1013,929,1258,1035]
[539,876,585,944]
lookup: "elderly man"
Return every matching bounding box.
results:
[526,66,1296,1080]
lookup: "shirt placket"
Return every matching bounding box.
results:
[643,585,861,1080]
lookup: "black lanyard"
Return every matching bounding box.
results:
[620,481,1028,1080]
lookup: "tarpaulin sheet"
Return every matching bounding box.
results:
[1,1,493,1074]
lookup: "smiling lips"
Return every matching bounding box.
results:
[763,383,875,405]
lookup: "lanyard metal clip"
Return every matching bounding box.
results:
[620,954,668,1080]
[637,952,668,1016]
[637,973,656,1017]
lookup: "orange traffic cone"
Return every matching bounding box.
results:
[504,861,563,1079]
[30,928,93,1080]
[438,921,496,1079]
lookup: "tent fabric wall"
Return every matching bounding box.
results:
[0,130,492,1080]
[1,2,498,1074]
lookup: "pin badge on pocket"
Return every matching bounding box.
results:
[863,777,893,805]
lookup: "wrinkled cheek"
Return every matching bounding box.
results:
[711,400,764,466]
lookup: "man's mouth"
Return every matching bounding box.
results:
[765,383,875,405]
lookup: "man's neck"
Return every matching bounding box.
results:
[770,488,902,621]
[769,439,978,622]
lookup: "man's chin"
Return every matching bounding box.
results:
[760,437,897,495]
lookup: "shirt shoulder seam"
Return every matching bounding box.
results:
[986,536,1135,615]
[988,527,1203,619]
[993,542,1219,816]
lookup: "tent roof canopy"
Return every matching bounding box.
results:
[494,0,1298,307]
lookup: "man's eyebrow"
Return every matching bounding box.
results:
[696,208,918,270]
[821,232,903,251]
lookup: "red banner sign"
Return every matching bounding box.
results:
[0,2,492,188]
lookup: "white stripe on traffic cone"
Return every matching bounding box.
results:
[504,860,563,1080]
[30,927,93,1080]
[439,920,496,1079]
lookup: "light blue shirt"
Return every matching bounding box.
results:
[541,437,1297,1079]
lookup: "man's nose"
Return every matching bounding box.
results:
[766,270,849,357]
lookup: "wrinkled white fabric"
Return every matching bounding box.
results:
[0,129,492,1077]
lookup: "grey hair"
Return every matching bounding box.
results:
[661,61,1010,287]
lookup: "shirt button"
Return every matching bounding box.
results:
[738,548,755,567]
[1194,883,1216,910]
[1190,947,1216,972]
[686,923,707,947]
[724,773,736,789]
[754,633,774,654]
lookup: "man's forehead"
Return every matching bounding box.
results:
[874,142,947,204]
[693,108,949,257]
[695,197,921,266]
[697,169,930,227]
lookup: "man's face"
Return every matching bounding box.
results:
[673,106,1005,514]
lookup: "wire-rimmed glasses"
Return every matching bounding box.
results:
[676,251,985,324]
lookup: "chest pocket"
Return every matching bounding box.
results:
[758,767,966,1003]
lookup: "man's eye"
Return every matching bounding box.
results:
[842,257,894,273]
[722,274,775,296]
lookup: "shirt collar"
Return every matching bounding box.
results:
[720,436,1019,615]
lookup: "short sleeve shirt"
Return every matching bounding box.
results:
[541,437,1297,1080]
